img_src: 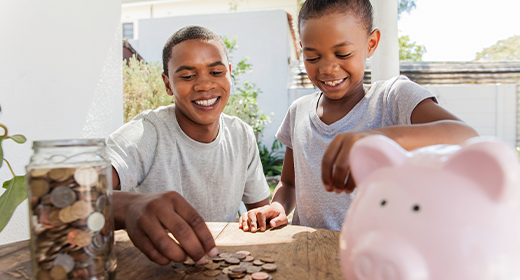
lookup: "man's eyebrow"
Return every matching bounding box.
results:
[303,41,353,51]
[207,61,226,67]
[175,65,196,73]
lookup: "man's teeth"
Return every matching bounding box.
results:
[194,97,218,106]
[324,79,344,86]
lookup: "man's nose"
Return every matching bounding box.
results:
[193,73,216,92]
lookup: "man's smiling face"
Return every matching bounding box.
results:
[162,39,231,130]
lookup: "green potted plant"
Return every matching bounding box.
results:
[0,105,27,233]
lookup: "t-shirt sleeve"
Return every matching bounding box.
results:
[242,126,271,204]
[387,76,437,125]
[105,117,158,191]
[275,105,294,149]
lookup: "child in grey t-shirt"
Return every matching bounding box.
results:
[110,26,270,266]
[239,0,477,233]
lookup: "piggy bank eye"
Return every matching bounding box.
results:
[412,204,420,212]
[380,200,387,206]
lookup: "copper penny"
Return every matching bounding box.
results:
[262,263,277,272]
[50,264,68,280]
[59,207,75,223]
[212,256,225,262]
[253,260,264,266]
[74,167,98,187]
[30,179,50,198]
[204,269,222,277]
[259,257,274,263]
[251,272,270,280]
[50,186,76,208]
[243,256,254,262]
[232,253,246,260]
[49,168,73,182]
[186,266,203,274]
[67,229,82,246]
[74,231,92,247]
[240,262,253,267]
[236,250,251,256]
[229,272,246,279]
[71,200,92,220]
[219,252,232,258]
[48,208,64,227]
[219,261,230,267]
[216,274,231,280]
[37,269,52,280]
[31,168,51,177]
[247,266,262,274]
[231,266,247,273]
[225,257,240,265]
[205,262,220,270]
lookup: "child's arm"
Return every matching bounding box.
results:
[322,98,479,193]
[239,148,297,232]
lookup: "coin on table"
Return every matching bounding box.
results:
[87,212,105,232]
[50,264,68,280]
[216,274,231,280]
[30,179,50,198]
[231,266,247,274]
[54,253,75,273]
[259,257,274,263]
[232,253,246,260]
[75,231,92,248]
[219,261,230,267]
[74,167,98,187]
[240,261,253,267]
[236,250,251,256]
[262,263,277,272]
[219,252,232,258]
[205,262,220,270]
[174,267,187,274]
[225,257,240,265]
[253,260,264,266]
[247,266,262,274]
[251,272,270,280]
[186,266,203,274]
[50,186,76,208]
[229,272,246,279]
[243,256,255,262]
[71,200,92,220]
[49,168,73,182]
[184,258,195,265]
[204,269,222,277]
[212,256,225,262]
[243,276,252,280]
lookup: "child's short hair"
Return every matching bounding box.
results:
[298,0,373,35]
[162,25,228,77]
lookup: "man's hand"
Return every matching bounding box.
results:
[114,191,218,265]
[238,202,287,232]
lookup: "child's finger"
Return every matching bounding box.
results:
[247,211,259,233]
[331,145,351,192]
[322,137,343,190]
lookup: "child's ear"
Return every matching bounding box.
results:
[161,72,174,96]
[228,63,232,73]
[367,29,381,58]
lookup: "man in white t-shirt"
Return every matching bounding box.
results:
[109,26,270,266]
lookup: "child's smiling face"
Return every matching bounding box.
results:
[300,12,379,100]
[163,39,231,129]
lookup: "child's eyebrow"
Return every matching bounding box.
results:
[303,41,353,51]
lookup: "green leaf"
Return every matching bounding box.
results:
[8,134,26,144]
[0,175,27,233]
[0,139,3,169]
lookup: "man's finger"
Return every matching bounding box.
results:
[247,211,258,233]
[269,215,288,229]
[257,211,267,232]
[129,228,172,265]
[167,194,217,261]
[240,213,249,231]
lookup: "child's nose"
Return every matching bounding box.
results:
[318,61,340,75]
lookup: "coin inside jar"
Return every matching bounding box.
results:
[50,264,68,280]
[50,186,76,208]
[87,212,105,232]
[30,168,51,178]
[49,168,73,182]
[71,200,92,220]
[54,253,75,273]
[74,167,99,187]
[30,179,50,198]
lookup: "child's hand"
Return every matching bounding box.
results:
[322,132,370,194]
[113,191,218,265]
[238,202,287,232]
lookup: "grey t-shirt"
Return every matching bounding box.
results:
[276,76,436,230]
[106,105,270,222]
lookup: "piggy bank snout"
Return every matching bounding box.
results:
[351,234,429,280]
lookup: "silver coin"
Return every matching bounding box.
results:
[50,186,76,208]
[87,212,105,232]
[246,266,262,274]
[54,253,75,273]
[95,195,107,212]
[92,233,107,250]
[74,167,98,187]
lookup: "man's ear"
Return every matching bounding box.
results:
[367,29,381,58]
[161,72,174,96]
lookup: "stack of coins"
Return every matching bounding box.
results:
[28,166,116,280]
[172,250,276,280]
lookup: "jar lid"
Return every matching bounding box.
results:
[33,139,106,148]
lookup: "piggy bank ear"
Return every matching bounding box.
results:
[350,135,409,185]
[444,139,519,201]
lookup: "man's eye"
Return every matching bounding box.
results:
[181,75,195,80]
[210,71,223,76]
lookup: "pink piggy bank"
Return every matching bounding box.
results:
[340,135,520,280]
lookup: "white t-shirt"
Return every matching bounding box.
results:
[106,105,270,222]
[276,76,436,230]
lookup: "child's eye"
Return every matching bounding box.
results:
[305,57,319,62]
[337,53,352,59]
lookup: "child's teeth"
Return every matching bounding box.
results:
[195,98,218,106]
[324,79,344,86]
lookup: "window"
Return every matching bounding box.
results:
[123,23,134,40]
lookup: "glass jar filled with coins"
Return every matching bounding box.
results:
[26,139,116,280]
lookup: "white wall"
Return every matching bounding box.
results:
[131,10,293,146]
[423,84,517,148]
[0,1,123,245]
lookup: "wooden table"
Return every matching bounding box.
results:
[0,222,343,279]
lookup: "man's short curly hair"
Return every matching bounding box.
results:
[162,26,228,77]
[298,0,374,35]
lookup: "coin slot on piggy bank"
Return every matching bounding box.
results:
[340,135,520,280]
